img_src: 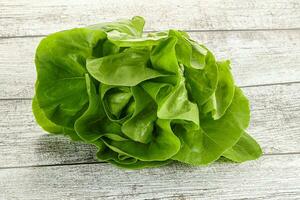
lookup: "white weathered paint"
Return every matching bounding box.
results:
[0,155,299,199]
[1,0,300,199]
[0,0,299,37]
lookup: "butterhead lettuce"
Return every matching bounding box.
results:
[33,16,262,169]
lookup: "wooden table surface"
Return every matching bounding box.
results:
[1,0,300,199]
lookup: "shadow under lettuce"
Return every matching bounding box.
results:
[35,134,98,165]
[35,133,238,168]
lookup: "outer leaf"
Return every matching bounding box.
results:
[35,28,106,128]
[173,87,250,165]
[33,88,82,141]
[108,160,171,169]
[96,147,171,169]
[97,148,137,165]
[32,95,63,134]
[223,131,263,162]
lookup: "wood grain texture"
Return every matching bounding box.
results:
[1,1,299,199]
[0,154,299,200]
[1,30,300,99]
[0,0,299,37]
[1,83,299,168]
[0,98,97,168]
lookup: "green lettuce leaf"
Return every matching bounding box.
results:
[223,131,262,162]
[32,16,262,169]
[172,87,250,165]
[35,28,106,128]
[87,48,167,86]
[202,60,235,119]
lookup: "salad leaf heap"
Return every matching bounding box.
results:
[33,16,262,169]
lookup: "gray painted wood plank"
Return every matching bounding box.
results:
[0,0,299,37]
[0,154,299,200]
[1,83,299,168]
[1,1,299,198]
[0,98,97,168]
[1,30,300,99]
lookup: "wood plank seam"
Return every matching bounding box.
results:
[1,81,300,101]
[2,29,300,98]
[1,0,300,37]
[1,78,300,168]
[0,153,299,170]
[1,27,300,39]
[0,154,299,199]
